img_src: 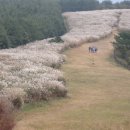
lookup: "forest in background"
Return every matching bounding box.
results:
[0,0,130,49]
[60,0,130,12]
[0,0,66,49]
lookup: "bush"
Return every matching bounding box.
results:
[12,97,24,109]
[113,31,130,69]
[0,98,15,130]
[26,87,51,102]
[0,88,26,109]
[0,38,67,104]
[50,86,67,97]
[48,81,67,97]
[49,36,64,43]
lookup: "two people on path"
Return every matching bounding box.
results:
[89,46,98,53]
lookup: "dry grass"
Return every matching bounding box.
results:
[14,31,130,130]
[62,9,130,45]
[0,39,67,104]
[62,10,121,44]
[119,10,130,31]
[0,98,15,130]
[1,9,130,105]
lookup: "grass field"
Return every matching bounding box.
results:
[14,32,130,130]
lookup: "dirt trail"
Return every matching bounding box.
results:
[14,32,130,130]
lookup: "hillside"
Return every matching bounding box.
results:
[0,9,130,130]
[14,20,130,130]
[1,9,130,108]
[62,9,130,43]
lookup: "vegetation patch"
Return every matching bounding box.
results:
[0,0,66,49]
[0,98,15,130]
[49,36,64,43]
[113,31,130,69]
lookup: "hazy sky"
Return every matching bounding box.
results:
[99,0,124,3]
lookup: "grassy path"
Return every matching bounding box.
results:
[14,32,130,130]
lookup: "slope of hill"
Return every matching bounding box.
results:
[14,28,130,130]
[0,9,130,108]
[62,9,130,44]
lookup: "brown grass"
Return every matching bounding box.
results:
[0,98,15,130]
[14,32,130,130]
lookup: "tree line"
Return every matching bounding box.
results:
[60,0,130,12]
[101,0,130,9]
[0,0,66,49]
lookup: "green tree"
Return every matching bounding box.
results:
[0,25,10,49]
[119,0,130,9]
[0,0,66,49]
[60,0,99,12]
[101,0,113,9]
[113,31,130,68]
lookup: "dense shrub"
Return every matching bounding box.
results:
[0,38,67,103]
[12,97,24,109]
[25,81,67,102]
[113,31,130,69]
[0,98,15,130]
[49,36,64,43]
[0,88,26,109]
[0,0,66,49]
[26,87,51,102]
[49,85,67,97]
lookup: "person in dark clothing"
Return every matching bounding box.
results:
[88,46,98,53]
[89,47,91,52]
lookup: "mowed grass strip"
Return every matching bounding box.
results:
[14,33,130,130]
